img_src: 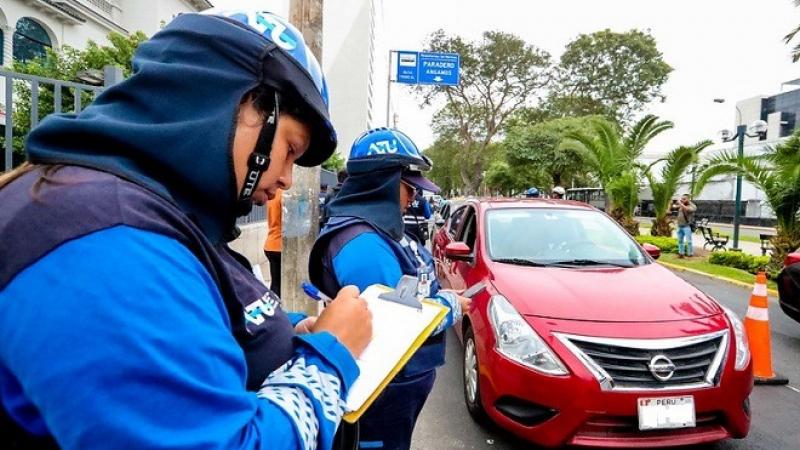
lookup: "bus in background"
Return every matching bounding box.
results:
[566,187,606,211]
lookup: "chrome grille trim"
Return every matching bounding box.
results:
[554,330,729,392]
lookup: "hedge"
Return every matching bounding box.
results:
[635,235,678,253]
[708,252,770,275]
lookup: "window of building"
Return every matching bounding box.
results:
[13,18,52,62]
[0,28,4,65]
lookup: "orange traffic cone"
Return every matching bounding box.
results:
[744,272,788,385]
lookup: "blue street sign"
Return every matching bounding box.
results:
[418,52,460,86]
[396,51,419,84]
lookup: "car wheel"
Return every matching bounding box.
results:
[463,326,488,423]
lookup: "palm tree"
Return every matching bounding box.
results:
[564,114,674,234]
[694,130,800,269]
[645,140,713,236]
[785,0,800,62]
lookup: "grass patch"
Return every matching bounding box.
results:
[659,253,778,291]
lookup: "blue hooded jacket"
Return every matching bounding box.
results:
[0,13,354,450]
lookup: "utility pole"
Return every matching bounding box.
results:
[283,0,324,314]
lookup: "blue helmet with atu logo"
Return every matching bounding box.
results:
[349,128,431,170]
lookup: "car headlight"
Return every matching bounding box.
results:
[488,294,568,375]
[722,305,750,371]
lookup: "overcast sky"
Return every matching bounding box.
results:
[216,0,800,159]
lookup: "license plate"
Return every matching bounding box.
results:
[637,396,696,430]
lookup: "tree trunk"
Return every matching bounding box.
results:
[610,207,640,236]
[650,216,673,236]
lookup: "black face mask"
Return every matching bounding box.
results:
[233,91,280,218]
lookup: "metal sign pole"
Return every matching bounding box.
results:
[386,50,393,127]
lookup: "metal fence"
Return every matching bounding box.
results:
[2,66,123,171]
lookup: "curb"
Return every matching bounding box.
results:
[658,261,780,297]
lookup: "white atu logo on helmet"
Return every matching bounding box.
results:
[368,139,399,155]
[249,12,297,51]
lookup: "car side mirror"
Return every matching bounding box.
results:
[642,243,661,260]
[445,242,472,261]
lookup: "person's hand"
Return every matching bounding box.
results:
[455,293,472,312]
[294,316,317,334]
[440,289,472,312]
[313,285,372,358]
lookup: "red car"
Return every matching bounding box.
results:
[433,199,753,448]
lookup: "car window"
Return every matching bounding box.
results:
[457,207,477,251]
[448,206,466,236]
[485,208,647,266]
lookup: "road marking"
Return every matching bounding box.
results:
[787,385,800,395]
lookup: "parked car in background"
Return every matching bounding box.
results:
[432,198,753,448]
[777,253,800,324]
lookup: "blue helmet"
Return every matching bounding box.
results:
[202,8,335,167]
[348,128,431,170]
[525,187,540,198]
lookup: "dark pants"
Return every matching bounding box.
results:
[264,250,281,297]
[357,370,436,450]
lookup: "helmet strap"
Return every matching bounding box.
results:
[234,91,280,217]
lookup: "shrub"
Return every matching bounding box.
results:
[709,251,770,275]
[635,235,678,253]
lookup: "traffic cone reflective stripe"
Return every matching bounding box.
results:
[743,271,788,385]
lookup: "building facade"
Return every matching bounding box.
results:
[1,0,212,67]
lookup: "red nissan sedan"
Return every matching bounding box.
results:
[432,199,753,448]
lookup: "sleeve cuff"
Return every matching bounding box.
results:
[287,312,308,327]
[295,332,360,390]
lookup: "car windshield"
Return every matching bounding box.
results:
[486,208,647,267]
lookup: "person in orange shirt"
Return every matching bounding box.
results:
[264,188,283,296]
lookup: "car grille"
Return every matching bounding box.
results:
[556,331,729,391]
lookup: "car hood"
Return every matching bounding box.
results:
[490,262,722,322]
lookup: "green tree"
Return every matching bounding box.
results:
[424,136,462,196]
[563,114,674,234]
[3,32,148,167]
[694,130,800,270]
[504,116,597,187]
[644,140,712,236]
[322,152,345,172]
[417,29,552,194]
[553,29,672,123]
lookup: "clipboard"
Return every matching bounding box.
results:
[343,284,448,423]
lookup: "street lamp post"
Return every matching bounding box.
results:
[714,99,767,250]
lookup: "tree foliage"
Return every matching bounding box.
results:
[645,140,712,236]
[417,29,552,194]
[504,116,597,188]
[694,129,800,269]
[552,29,672,123]
[321,152,345,172]
[563,114,673,229]
[785,0,800,62]
[3,32,148,167]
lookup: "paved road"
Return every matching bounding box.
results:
[410,271,800,449]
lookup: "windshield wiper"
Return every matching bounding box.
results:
[548,259,635,268]
[493,258,549,267]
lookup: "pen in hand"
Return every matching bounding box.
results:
[302,281,332,302]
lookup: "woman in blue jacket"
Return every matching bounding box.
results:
[0,9,371,450]
[310,128,470,450]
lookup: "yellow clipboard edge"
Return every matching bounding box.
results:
[343,298,449,423]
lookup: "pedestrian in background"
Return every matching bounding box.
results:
[404,188,433,246]
[309,128,471,450]
[674,193,697,258]
[264,188,283,296]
